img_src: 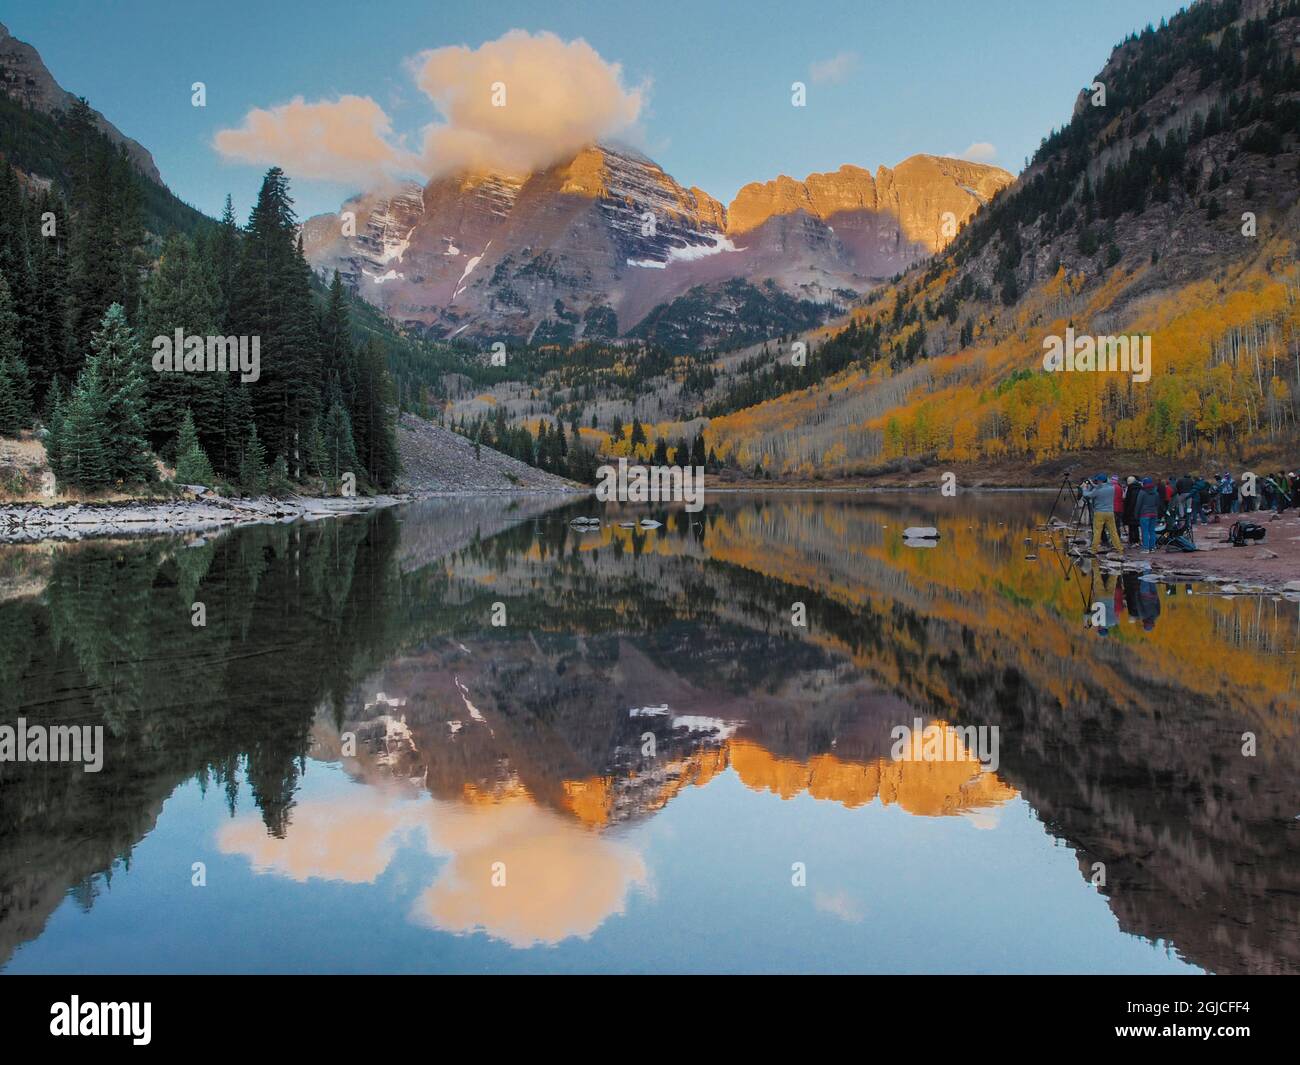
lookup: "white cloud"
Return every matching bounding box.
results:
[951,141,997,163]
[809,52,858,85]
[215,30,645,186]
[411,30,644,179]
[213,95,417,185]
[813,888,866,924]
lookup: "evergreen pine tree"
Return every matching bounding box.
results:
[44,379,65,473]
[66,110,146,351]
[229,168,320,472]
[355,339,399,488]
[174,408,215,485]
[267,454,292,496]
[0,274,32,434]
[90,304,152,483]
[1,184,32,386]
[510,424,534,466]
[0,360,27,436]
[301,412,326,479]
[536,421,551,470]
[322,270,355,398]
[210,194,240,327]
[238,423,267,494]
[140,234,222,451]
[566,436,599,484]
[218,384,254,476]
[54,357,111,490]
[29,188,71,399]
[321,395,358,484]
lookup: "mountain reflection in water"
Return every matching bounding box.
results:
[0,492,1296,973]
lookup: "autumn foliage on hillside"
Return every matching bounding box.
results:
[707,232,1300,476]
[706,0,1300,478]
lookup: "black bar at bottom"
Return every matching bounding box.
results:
[0,974,1283,1049]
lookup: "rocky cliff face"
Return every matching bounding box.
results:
[305,145,736,345]
[0,21,164,186]
[731,157,1009,237]
[728,155,1012,277]
[304,145,1012,346]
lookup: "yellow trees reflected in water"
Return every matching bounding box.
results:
[728,738,1015,819]
[5,496,1297,971]
[560,734,1015,829]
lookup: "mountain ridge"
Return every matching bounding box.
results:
[0,20,164,186]
[303,144,1012,348]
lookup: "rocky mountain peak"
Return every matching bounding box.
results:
[0,21,165,186]
[728,154,1013,248]
[303,143,1013,348]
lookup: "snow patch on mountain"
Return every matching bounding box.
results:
[453,241,491,300]
[628,233,742,269]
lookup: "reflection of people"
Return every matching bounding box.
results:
[1085,473,1120,553]
[1090,597,1117,636]
[1119,571,1139,616]
[1137,576,1162,632]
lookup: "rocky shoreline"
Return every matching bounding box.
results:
[0,482,594,543]
[1053,512,1300,597]
[0,490,415,543]
[0,409,587,544]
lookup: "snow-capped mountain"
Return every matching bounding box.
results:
[303,144,1012,346]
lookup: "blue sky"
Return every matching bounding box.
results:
[9,0,1189,222]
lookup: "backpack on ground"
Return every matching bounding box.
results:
[1228,521,1266,546]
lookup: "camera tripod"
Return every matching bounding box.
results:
[1047,468,1091,547]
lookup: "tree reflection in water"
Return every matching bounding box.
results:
[0,492,1296,972]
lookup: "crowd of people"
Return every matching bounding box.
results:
[1077,470,1297,552]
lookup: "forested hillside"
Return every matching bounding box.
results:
[0,145,401,493]
[705,0,1300,478]
[0,92,207,238]
[1,28,496,498]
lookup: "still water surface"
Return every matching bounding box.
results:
[1,492,1296,973]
